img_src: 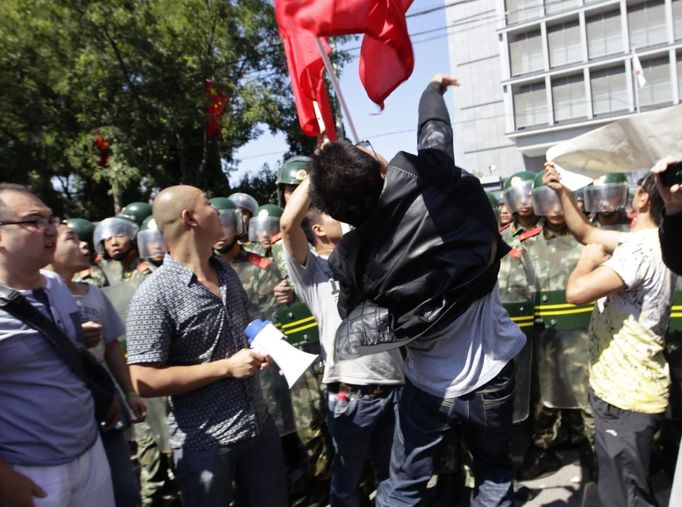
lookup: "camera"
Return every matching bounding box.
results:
[660,161,682,187]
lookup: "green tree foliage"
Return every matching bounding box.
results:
[229,163,277,206]
[0,0,312,219]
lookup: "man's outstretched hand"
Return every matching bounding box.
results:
[431,74,460,94]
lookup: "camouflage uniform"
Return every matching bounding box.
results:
[73,263,108,288]
[499,221,538,425]
[98,257,152,286]
[591,211,631,232]
[523,221,594,450]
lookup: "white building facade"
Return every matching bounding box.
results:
[445,0,682,180]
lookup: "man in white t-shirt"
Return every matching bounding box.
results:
[280,176,404,507]
[545,165,676,507]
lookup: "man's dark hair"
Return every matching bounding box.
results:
[638,173,664,226]
[309,140,384,227]
[0,183,34,219]
[301,208,322,246]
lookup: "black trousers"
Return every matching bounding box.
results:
[589,390,664,507]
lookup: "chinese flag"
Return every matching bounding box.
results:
[275,5,337,139]
[277,0,414,109]
[204,80,230,139]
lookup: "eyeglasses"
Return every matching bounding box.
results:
[355,139,377,158]
[0,216,61,230]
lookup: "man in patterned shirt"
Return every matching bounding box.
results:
[126,185,287,507]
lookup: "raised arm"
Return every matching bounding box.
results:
[543,162,624,253]
[280,177,312,265]
[417,74,459,160]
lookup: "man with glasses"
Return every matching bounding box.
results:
[308,75,525,506]
[0,183,115,507]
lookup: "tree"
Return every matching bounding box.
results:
[0,0,309,219]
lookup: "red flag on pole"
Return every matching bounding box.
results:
[278,0,414,109]
[275,4,337,140]
[204,80,230,139]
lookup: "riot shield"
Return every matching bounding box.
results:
[666,283,682,421]
[102,277,145,324]
[276,302,320,351]
[535,290,593,409]
[504,301,535,423]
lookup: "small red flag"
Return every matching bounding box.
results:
[204,80,230,139]
[93,132,111,168]
[278,0,414,109]
[275,4,337,140]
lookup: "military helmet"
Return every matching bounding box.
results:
[137,216,167,261]
[209,197,236,211]
[584,172,628,213]
[119,202,152,225]
[503,171,535,213]
[210,197,245,241]
[93,216,139,256]
[66,218,95,246]
[277,156,312,186]
[532,172,562,217]
[227,192,259,217]
[248,204,283,245]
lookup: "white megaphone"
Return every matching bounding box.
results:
[244,319,318,388]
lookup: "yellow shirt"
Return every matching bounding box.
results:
[589,228,676,414]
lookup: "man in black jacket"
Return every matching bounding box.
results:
[653,157,682,276]
[309,75,526,507]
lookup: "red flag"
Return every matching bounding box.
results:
[278,0,414,109]
[204,80,230,139]
[93,132,111,168]
[275,5,337,140]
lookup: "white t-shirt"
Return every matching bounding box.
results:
[589,228,676,413]
[284,249,404,386]
[404,283,527,398]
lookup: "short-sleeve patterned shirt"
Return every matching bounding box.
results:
[126,254,269,450]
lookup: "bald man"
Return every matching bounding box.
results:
[126,185,288,507]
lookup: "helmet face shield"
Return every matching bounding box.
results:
[532,186,563,217]
[584,183,628,213]
[248,216,280,245]
[218,209,245,242]
[93,217,139,256]
[137,229,167,261]
[227,193,259,217]
[503,180,534,213]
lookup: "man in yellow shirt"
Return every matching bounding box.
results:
[544,164,675,507]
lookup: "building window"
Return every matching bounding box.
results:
[548,19,582,68]
[506,0,543,24]
[552,74,587,121]
[636,55,671,107]
[674,0,682,40]
[627,0,666,49]
[586,9,622,59]
[545,0,581,15]
[510,30,544,76]
[513,81,547,128]
[591,64,628,115]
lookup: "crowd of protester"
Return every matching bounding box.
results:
[0,74,680,507]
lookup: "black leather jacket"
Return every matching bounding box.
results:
[660,210,682,276]
[329,82,510,359]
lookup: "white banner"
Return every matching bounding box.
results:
[545,104,682,190]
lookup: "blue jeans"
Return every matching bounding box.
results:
[173,417,287,507]
[377,362,516,507]
[327,386,400,507]
[101,428,140,507]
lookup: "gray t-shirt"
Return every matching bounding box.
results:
[405,283,526,398]
[0,270,98,466]
[284,249,404,386]
[75,284,125,363]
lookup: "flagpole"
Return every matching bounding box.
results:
[316,38,360,143]
[631,47,641,114]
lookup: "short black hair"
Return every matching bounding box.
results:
[301,208,322,246]
[309,140,384,227]
[638,173,664,226]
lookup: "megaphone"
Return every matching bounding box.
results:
[244,319,319,388]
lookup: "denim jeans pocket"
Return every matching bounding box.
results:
[480,362,515,411]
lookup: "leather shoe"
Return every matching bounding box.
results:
[519,447,561,480]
